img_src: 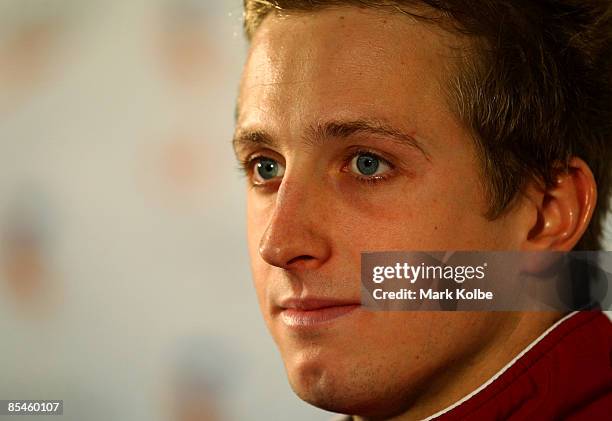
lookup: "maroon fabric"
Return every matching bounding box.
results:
[437,311,612,420]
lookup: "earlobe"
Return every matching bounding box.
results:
[522,157,597,251]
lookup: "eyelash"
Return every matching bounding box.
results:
[238,149,395,187]
[237,157,255,177]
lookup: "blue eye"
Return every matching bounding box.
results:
[350,153,390,177]
[254,158,285,182]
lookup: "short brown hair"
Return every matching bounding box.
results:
[243,0,612,250]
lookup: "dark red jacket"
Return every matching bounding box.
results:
[435,311,612,420]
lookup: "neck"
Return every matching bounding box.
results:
[354,311,565,421]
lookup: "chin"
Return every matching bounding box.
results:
[287,368,370,416]
[283,349,413,418]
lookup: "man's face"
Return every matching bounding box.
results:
[235,7,529,417]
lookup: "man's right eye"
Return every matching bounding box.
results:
[252,157,285,184]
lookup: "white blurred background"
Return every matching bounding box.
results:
[0,1,609,420]
[0,0,332,420]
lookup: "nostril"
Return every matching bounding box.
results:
[287,255,315,266]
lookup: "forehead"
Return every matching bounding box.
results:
[238,7,463,141]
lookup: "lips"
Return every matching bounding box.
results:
[278,298,361,327]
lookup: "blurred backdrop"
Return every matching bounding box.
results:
[0,1,609,420]
[0,0,332,420]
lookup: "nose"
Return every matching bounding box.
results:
[258,177,332,271]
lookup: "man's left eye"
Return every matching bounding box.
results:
[253,157,285,183]
[349,153,391,177]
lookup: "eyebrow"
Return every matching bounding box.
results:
[232,119,430,160]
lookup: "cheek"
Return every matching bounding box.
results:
[246,193,269,257]
[246,196,266,283]
[329,185,482,251]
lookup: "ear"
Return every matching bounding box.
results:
[521,157,597,251]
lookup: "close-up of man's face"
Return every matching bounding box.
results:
[233,7,555,418]
[0,1,609,420]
